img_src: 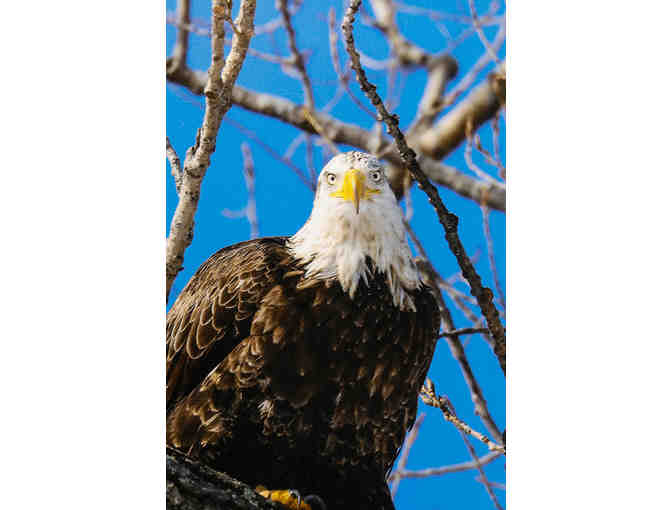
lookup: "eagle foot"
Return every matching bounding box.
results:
[255,486,326,510]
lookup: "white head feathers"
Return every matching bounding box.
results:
[288,151,420,311]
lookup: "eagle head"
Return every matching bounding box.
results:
[288,151,420,311]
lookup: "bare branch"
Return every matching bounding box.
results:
[166,0,257,302]
[468,0,502,66]
[221,143,260,239]
[168,1,302,38]
[441,22,506,113]
[388,451,502,480]
[167,64,505,211]
[412,246,503,444]
[166,136,183,192]
[394,1,502,26]
[473,130,506,177]
[419,63,506,160]
[439,327,490,337]
[168,0,191,73]
[388,413,425,497]
[342,0,506,374]
[221,115,313,190]
[370,0,437,68]
[491,112,505,180]
[421,380,504,510]
[243,143,259,239]
[421,379,505,454]
[481,205,506,314]
[465,134,502,186]
[411,53,459,132]
[327,8,377,119]
[304,133,317,187]
[475,476,506,491]
[277,0,315,110]
[460,435,503,510]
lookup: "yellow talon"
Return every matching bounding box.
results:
[255,487,315,510]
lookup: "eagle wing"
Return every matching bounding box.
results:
[166,237,288,411]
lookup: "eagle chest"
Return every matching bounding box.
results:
[245,270,433,463]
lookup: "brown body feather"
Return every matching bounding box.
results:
[167,237,439,509]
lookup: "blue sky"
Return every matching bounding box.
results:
[167,1,506,508]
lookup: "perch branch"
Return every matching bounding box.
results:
[167,447,287,510]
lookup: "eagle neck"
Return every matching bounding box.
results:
[287,206,420,311]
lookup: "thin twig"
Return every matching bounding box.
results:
[472,131,506,177]
[465,134,502,186]
[167,14,298,65]
[222,115,314,190]
[388,413,425,498]
[491,112,505,180]
[428,23,505,119]
[439,327,490,338]
[277,0,314,110]
[342,0,506,374]
[421,379,504,510]
[166,0,257,302]
[460,433,504,510]
[406,223,503,444]
[468,0,502,66]
[389,451,502,480]
[327,8,377,119]
[421,380,504,454]
[481,205,506,314]
[475,477,506,491]
[237,143,259,238]
[304,133,317,187]
[278,1,341,157]
[302,109,340,155]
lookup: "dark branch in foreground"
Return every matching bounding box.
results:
[167,447,286,510]
[342,0,506,375]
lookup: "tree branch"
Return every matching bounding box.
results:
[277,0,314,110]
[421,380,505,454]
[418,65,506,160]
[166,65,505,211]
[388,451,502,480]
[388,413,425,498]
[168,0,191,73]
[167,447,287,510]
[412,254,503,445]
[166,136,183,192]
[166,0,257,302]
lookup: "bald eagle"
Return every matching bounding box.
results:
[167,152,440,510]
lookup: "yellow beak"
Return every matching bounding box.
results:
[330,169,379,214]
